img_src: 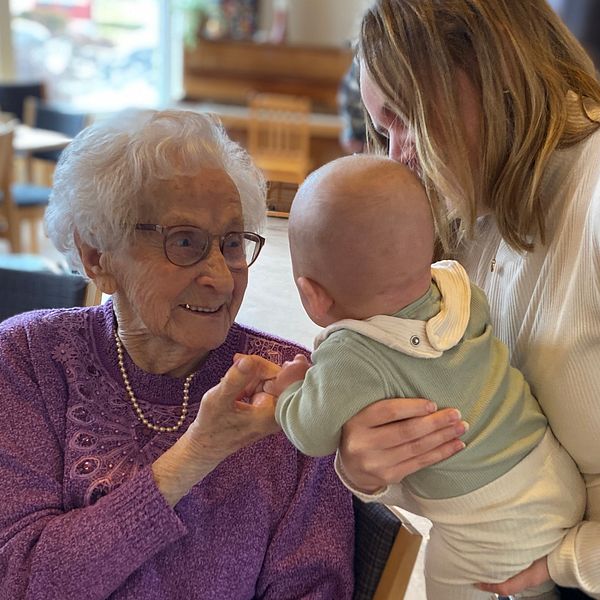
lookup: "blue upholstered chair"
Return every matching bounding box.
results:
[0,254,101,323]
[0,81,44,123]
[353,497,423,600]
[24,96,88,164]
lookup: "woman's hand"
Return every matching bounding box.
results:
[152,355,282,506]
[338,398,468,493]
[476,557,550,596]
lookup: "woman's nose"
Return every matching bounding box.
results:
[388,130,413,164]
[388,136,403,163]
[195,244,235,293]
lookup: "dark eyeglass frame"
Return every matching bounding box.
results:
[135,224,266,269]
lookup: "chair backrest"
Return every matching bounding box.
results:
[0,120,14,184]
[0,121,16,226]
[0,267,101,323]
[23,96,88,162]
[0,81,44,123]
[353,498,423,600]
[247,93,311,184]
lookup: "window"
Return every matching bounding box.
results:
[9,0,175,111]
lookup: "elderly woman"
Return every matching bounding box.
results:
[0,110,354,599]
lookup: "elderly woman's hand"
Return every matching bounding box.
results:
[152,356,282,507]
[231,352,310,399]
[338,399,467,494]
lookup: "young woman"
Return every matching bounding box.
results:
[338,2,600,598]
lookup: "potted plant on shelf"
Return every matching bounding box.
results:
[175,0,221,45]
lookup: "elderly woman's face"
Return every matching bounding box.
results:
[108,168,247,358]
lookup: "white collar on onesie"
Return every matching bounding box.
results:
[314,260,472,359]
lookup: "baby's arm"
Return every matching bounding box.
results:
[275,338,394,457]
[263,354,311,397]
[231,353,310,406]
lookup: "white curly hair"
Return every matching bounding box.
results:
[45,109,267,273]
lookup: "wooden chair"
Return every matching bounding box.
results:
[265,180,298,218]
[0,120,51,253]
[247,93,312,193]
[353,498,423,600]
[0,255,102,323]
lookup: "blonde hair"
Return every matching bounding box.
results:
[360,0,600,252]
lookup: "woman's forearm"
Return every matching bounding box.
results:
[151,432,221,507]
[153,356,284,507]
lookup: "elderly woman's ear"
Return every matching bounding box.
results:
[74,231,118,295]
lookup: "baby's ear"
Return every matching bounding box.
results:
[296,276,334,326]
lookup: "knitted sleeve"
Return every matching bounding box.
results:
[255,452,354,599]
[0,320,187,600]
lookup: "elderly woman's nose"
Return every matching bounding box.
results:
[197,244,235,290]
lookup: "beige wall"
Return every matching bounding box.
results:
[260,0,372,48]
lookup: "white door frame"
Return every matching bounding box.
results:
[0,0,15,80]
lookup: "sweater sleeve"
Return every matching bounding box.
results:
[255,452,354,599]
[544,180,600,596]
[0,323,187,600]
[547,494,600,594]
[275,334,393,457]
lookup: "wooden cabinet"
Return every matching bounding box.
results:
[183,38,353,112]
[182,39,353,209]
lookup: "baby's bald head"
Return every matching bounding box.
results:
[289,155,434,320]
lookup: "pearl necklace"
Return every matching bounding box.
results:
[114,331,195,433]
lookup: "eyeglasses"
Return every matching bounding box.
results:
[135,224,265,269]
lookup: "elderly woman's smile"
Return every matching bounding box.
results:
[181,304,223,313]
[107,168,248,376]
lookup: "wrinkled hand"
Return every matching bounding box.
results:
[231,353,284,414]
[476,557,550,597]
[153,355,282,506]
[187,355,283,460]
[338,399,468,493]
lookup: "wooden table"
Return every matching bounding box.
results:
[12,125,72,185]
[179,101,344,171]
[13,125,72,153]
[185,101,342,138]
[177,101,345,217]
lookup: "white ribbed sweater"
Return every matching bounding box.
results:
[461,125,600,595]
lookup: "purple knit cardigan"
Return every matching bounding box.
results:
[0,301,354,599]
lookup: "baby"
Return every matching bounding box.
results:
[255,155,586,600]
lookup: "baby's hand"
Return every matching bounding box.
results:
[232,353,281,400]
[263,354,311,397]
